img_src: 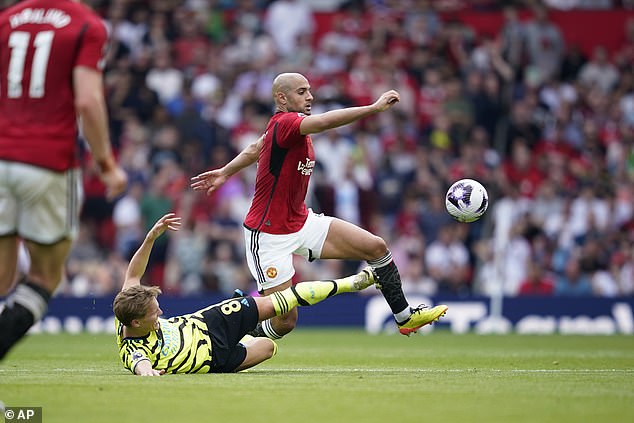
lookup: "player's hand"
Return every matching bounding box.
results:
[147,213,181,241]
[100,165,128,200]
[373,90,400,112]
[140,369,165,377]
[191,169,228,196]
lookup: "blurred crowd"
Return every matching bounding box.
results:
[30,0,634,298]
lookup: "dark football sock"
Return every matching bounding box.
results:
[368,251,410,318]
[0,279,51,360]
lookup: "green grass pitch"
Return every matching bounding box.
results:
[1,330,633,423]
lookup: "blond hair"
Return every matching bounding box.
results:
[113,285,162,326]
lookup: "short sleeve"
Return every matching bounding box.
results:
[129,350,151,374]
[275,113,306,148]
[75,17,108,71]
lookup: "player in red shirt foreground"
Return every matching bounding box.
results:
[192,73,447,339]
[0,0,127,360]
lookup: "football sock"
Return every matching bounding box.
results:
[368,251,411,322]
[261,319,283,340]
[270,274,364,317]
[0,278,51,360]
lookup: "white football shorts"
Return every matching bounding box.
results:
[243,209,334,292]
[0,161,83,244]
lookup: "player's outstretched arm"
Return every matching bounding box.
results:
[191,134,264,196]
[299,90,400,135]
[121,213,181,291]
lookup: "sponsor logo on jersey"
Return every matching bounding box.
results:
[160,320,180,357]
[297,158,315,176]
[266,267,278,279]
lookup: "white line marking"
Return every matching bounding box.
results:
[256,368,634,374]
[1,368,632,375]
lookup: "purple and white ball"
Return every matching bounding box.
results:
[445,179,489,223]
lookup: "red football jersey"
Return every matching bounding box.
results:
[244,112,315,234]
[0,0,108,171]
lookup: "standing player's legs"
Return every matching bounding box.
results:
[0,164,81,359]
[321,218,447,335]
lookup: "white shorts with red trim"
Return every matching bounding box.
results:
[243,209,334,292]
[0,161,82,244]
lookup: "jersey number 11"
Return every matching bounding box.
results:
[6,30,54,99]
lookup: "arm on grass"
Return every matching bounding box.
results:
[134,359,165,376]
[121,213,181,291]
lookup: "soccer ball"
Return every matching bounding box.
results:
[445,179,489,223]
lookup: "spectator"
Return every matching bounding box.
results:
[523,4,566,83]
[499,5,525,78]
[263,0,315,58]
[425,224,471,295]
[578,46,620,94]
[145,47,184,105]
[112,181,145,260]
[518,260,555,296]
[554,255,593,296]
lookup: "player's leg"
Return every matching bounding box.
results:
[231,268,376,372]
[0,165,81,359]
[321,218,448,335]
[254,267,376,321]
[234,336,278,372]
[24,239,72,292]
[250,263,376,339]
[0,239,70,359]
[257,281,297,338]
[0,162,20,296]
[0,163,30,358]
[0,236,19,296]
[320,218,410,314]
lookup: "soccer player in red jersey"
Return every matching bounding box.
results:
[192,73,447,339]
[0,0,127,360]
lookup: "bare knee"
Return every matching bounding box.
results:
[235,337,278,371]
[262,338,277,359]
[366,235,388,260]
[249,337,276,359]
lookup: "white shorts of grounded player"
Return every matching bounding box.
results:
[0,161,83,244]
[244,209,334,291]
